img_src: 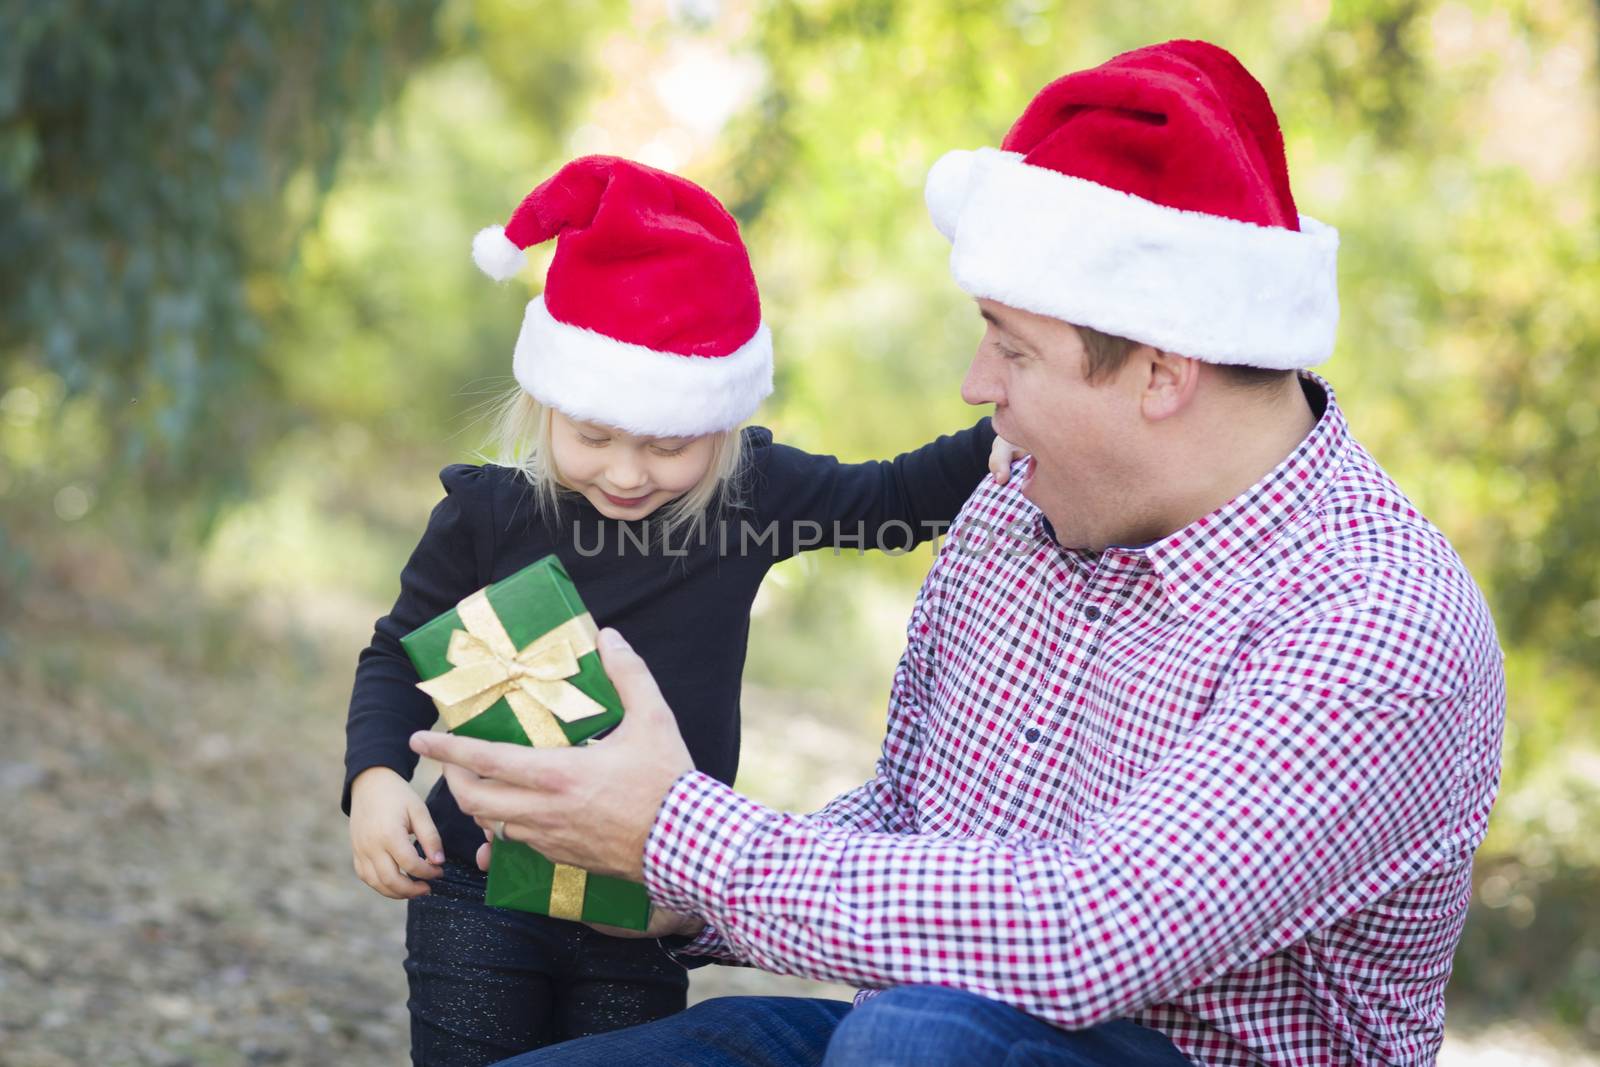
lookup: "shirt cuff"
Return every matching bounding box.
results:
[658,922,734,966]
[642,770,774,923]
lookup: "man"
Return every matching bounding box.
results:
[411,40,1505,1065]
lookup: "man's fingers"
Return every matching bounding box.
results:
[411,730,551,787]
[585,921,652,939]
[596,629,671,732]
[442,760,568,823]
[475,840,492,873]
[409,730,507,777]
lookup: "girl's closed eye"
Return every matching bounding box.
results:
[577,431,610,447]
[650,441,689,457]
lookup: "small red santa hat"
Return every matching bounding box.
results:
[473,155,772,437]
[925,40,1339,369]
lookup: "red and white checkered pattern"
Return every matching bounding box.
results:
[643,376,1505,1066]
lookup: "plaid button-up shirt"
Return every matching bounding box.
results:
[643,377,1505,1065]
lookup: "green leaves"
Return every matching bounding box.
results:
[0,0,442,518]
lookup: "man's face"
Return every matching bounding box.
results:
[961,298,1149,550]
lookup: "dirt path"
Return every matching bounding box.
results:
[0,535,850,1066]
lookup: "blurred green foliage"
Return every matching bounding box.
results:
[0,0,442,522]
[3,0,1599,1040]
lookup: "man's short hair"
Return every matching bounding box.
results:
[1078,324,1296,392]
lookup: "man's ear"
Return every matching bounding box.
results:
[1141,348,1200,422]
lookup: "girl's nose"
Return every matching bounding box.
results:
[607,458,648,491]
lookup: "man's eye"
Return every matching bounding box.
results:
[998,345,1024,361]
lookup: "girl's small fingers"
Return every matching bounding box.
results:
[359,859,403,900]
[394,841,442,882]
[988,440,1013,484]
[410,806,447,867]
[355,851,392,893]
[393,840,442,880]
[376,853,429,899]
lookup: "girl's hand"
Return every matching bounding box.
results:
[349,766,445,899]
[989,434,1028,484]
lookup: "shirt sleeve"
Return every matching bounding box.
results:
[341,464,494,814]
[640,603,1501,1028]
[661,560,943,964]
[751,418,995,559]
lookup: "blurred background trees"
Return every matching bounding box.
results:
[4,0,1598,1057]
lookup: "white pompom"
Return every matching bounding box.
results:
[472,225,528,281]
[924,149,977,242]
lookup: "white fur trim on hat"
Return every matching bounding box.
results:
[928,148,1340,368]
[512,296,774,437]
[473,225,529,281]
[925,148,976,242]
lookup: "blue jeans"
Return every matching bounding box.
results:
[496,984,1193,1066]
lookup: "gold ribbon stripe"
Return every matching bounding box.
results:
[548,864,587,921]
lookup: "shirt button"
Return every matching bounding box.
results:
[1084,605,1102,621]
[1024,727,1041,743]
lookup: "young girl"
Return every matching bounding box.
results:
[342,155,1011,1067]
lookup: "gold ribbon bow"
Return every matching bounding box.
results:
[416,589,606,747]
[416,588,605,920]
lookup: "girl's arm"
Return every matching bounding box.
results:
[342,464,494,815]
[751,417,1004,559]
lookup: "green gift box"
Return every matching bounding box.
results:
[401,554,652,930]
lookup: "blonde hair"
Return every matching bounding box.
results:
[485,386,748,542]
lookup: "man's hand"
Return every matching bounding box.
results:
[587,909,705,941]
[409,628,694,883]
[472,824,705,940]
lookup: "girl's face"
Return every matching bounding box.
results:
[549,409,719,520]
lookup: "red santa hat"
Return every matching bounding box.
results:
[473,155,772,437]
[924,39,1339,369]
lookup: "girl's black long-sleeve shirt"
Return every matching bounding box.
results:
[343,419,996,864]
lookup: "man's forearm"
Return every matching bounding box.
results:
[641,677,1472,1035]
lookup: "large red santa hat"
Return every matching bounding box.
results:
[473,155,772,437]
[924,39,1339,368]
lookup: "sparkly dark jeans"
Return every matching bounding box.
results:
[404,861,688,1067]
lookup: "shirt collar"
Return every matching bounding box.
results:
[1142,372,1346,613]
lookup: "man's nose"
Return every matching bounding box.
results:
[961,349,1003,407]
